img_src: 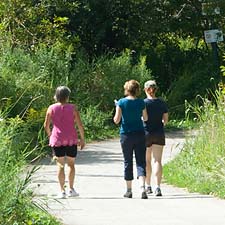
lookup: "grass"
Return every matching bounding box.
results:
[163,91,225,198]
[165,118,198,132]
[0,114,61,225]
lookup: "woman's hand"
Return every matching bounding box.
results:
[78,138,85,150]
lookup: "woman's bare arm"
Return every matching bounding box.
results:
[142,107,148,122]
[162,112,168,126]
[74,107,85,149]
[44,107,52,137]
[113,106,122,124]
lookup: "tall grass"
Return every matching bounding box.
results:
[0,45,152,151]
[164,90,225,198]
[0,113,61,224]
[0,44,153,223]
[68,52,151,110]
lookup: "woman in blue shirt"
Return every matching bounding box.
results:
[114,80,148,199]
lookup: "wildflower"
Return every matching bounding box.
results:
[52,156,64,168]
[52,156,58,162]
[57,162,64,168]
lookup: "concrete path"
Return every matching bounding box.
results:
[32,131,225,225]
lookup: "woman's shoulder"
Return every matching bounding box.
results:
[49,103,76,109]
[48,103,59,109]
[118,97,126,101]
[118,97,126,104]
[65,103,77,111]
[134,98,144,104]
[145,97,165,103]
[67,103,75,107]
[156,97,167,105]
[137,98,145,107]
[67,103,79,112]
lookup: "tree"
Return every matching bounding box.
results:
[0,0,80,49]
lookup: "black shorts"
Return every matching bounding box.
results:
[145,133,165,147]
[52,145,77,158]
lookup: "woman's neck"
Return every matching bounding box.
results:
[146,93,156,99]
[126,95,136,99]
[57,101,68,105]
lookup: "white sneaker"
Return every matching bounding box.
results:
[58,191,66,199]
[68,188,79,197]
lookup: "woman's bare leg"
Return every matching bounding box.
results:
[151,144,163,187]
[56,157,66,192]
[67,156,75,189]
[145,146,152,187]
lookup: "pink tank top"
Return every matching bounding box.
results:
[49,103,78,147]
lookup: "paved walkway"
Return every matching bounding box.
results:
[32,131,225,225]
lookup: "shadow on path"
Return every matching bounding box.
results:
[34,149,123,166]
[33,130,225,225]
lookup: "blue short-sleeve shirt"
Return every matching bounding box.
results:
[117,98,145,134]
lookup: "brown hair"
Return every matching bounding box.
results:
[124,80,141,97]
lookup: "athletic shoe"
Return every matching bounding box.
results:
[155,187,162,196]
[123,191,132,198]
[58,191,66,199]
[141,191,148,199]
[146,186,153,194]
[68,188,79,197]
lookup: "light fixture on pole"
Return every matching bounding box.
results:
[201,1,223,76]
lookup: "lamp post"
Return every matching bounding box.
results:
[202,1,223,78]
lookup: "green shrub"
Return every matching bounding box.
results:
[0,44,74,116]
[167,60,218,118]
[80,105,118,141]
[0,114,60,225]
[69,51,152,111]
[0,45,154,160]
[164,90,225,198]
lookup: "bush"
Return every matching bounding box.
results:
[164,90,225,198]
[0,44,154,223]
[80,105,118,141]
[0,45,153,150]
[166,60,218,118]
[69,51,152,111]
[0,44,73,116]
[0,114,60,225]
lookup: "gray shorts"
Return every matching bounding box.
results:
[145,133,165,147]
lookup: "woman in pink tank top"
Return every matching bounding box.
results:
[44,86,85,198]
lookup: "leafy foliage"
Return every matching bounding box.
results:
[164,89,225,198]
[1,0,225,223]
[166,56,219,117]
[0,0,80,49]
[0,114,60,225]
[0,1,224,112]
[69,51,151,110]
[1,1,225,53]
[0,44,153,155]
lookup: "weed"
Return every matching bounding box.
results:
[164,91,225,198]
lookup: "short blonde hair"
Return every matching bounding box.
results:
[124,80,141,97]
